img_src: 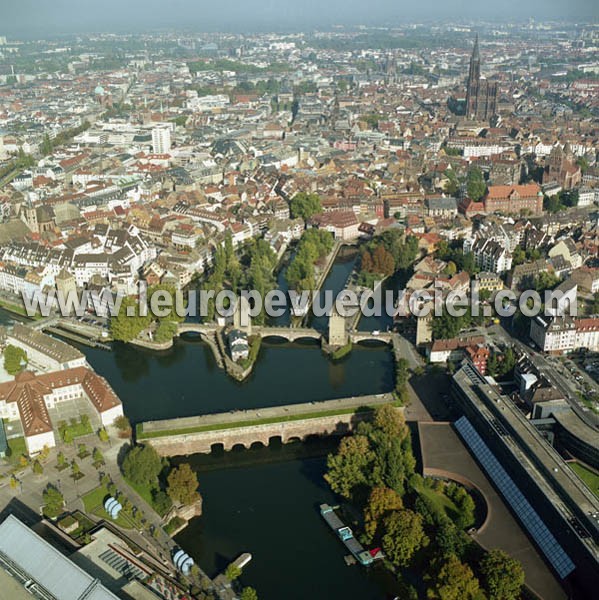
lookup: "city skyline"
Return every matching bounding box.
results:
[0,0,597,36]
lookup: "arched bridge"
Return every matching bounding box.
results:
[176,323,393,345]
[253,326,321,342]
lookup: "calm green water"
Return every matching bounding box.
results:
[175,453,396,600]
[81,338,393,424]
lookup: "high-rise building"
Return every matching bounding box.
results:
[465,35,498,121]
[151,124,172,154]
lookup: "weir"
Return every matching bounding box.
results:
[137,393,398,456]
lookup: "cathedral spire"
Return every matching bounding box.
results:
[472,33,480,62]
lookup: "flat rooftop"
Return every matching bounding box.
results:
[419,421,566,600]
[454,368,599,531]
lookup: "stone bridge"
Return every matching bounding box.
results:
[139,394,397,456]
[177,323,218,336]
[253,326,322,342]
[177,323,392,345]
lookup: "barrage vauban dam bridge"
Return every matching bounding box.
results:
[136,393,398,457]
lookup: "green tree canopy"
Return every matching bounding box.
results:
[480,549,525,600]
[167,463,201,506]
[110,296,152,342]
[466,167,486,202]
[240,588,258,600]
[290,192,322,220]
[286,229,334,291]
[426,554,481,600]
[373,404,409,439]
[42,485,65,519]
[324,435,375,500]
[363,486,403,543]
[4,345,27,375]
[122,444,163,487]
[382,509,428,568]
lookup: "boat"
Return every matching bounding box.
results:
[320,503,376,566]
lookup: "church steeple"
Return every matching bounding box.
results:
[464,33,497,121]
[472,33,480,62]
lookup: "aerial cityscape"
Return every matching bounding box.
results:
[0,1,598,599]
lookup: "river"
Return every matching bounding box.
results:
[81,338,394,424]
[175,447,398,600]
[0,245,399,599]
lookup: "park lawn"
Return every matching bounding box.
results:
[570,462,599,499]
[61,421,93,440]
[6,436,27,463]
[123,477,168,516]
[82,485,135,529]
[416,484,461,522]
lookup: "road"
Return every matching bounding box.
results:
[486,324,599,430]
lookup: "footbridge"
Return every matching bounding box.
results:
[137,393,398,456]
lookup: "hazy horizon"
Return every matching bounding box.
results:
[1,0,597,37]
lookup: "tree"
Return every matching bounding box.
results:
[110,296,152,342]
[543,194,561,213]
[57,451,67,468]
[240,588,258,600]
[434,519,468,560]
[446,484,475,529]
[42,485,64,519]
[225,564,241,581]
[167,463,201,506]
[466,167,486,202]
[576,155,589,174]
[32,460,43,475]
[41,133,53,155]
[535,270,560,294]
[114,415,131,434]
[324,435,374,500]
[9,476,18,490]
[98,427,109,442]
[154,320,179,343]
[363,486,403,543]
[512,246,526,266]
[373,405,408,440]
[480,549,524,600]
[382,509,428,568]
[71,460,81,477]
[152,490,173,515]
[426,554,480,600]
[122,444,163,486]
[289,192,322,221]
[361,249,373,274]
[92,447,104,465]
[285,229,334,291]
[3,345,27,375]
